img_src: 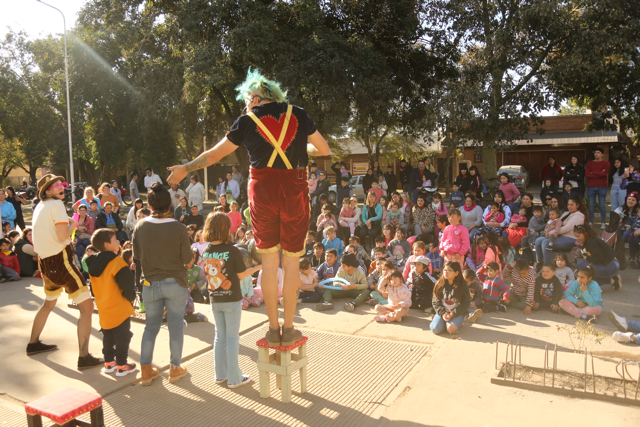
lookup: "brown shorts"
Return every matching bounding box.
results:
[39,244,89,302]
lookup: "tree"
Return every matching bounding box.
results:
[547,0,640,153]
[558,100,587,116]
[427,0,576,185]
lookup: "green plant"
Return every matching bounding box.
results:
[556,319,607,352]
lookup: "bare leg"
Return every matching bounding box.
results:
[260,252,281,330]
[77,299,94,356]
[281,255,301,329]
[29,299,57,344]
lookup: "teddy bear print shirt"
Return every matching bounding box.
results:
[203,243,247,303]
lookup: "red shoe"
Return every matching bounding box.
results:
[103,361,117,374]
[116,363,138,377]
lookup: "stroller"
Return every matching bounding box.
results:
[600,210,627,271]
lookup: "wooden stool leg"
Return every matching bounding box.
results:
[299,343,308,394]
[258,347,271,399]
[27,414,43,427]
[279,350,292,403]
[90,406,105,427]
[275,351,282,390]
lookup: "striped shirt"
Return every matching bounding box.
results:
[502,264,536,307]
[477,267,510,302]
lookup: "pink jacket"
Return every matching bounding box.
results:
[484,212,505,224]
[434,202,448,216]
[439,224,470,257]
[228,211,242,233]
[499,183,520,204]
[387,284,412,308]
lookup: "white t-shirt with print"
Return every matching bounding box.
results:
[32,199,70,259]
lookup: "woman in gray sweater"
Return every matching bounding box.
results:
[133,183,193,386]
[459,194,484,241]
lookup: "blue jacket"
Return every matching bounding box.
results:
[361,204,383,224]
[0,200,17,229]
[322,237,344,260]
[563,280,603,308]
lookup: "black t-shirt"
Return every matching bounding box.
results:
[226,102,317,169]
[534,275,563,305]
[203,243,247,303]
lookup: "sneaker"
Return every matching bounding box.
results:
[214,378,228,385]
[546,245,554,251]
[278,297,284,306]
[78,353,105,370]
[139,300,145,313]
[535,263,543,273]
[607,310,628,332]
[315,302,333,311]
[228,375,251,389]
[265,327,281,347]
[26,341,58,356]
[468,309,483,323]
[498,304,508,313]
[613,331,636,344]
[344,302,355,312]
[585,314,597,324]
[601,223,606,230]
[169,365,188,383]
[611,274,622,291]
[116,363,138,377]
[281,326,303,346]
[103,361,117,374]
[368,298,378,306]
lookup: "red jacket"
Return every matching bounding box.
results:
[585,160,610,188]
[541,163,563,185]
[0,251,21,275]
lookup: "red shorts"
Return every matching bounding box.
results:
[249,167,310,257]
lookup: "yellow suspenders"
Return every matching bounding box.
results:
[247,104,294,169]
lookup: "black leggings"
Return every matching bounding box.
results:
[359,224,381,243]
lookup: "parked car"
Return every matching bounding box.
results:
[497,165,530,191]
[328,175,366,203]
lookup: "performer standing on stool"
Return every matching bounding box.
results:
[167,68,330,346]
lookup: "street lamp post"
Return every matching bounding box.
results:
[36,0,75,202]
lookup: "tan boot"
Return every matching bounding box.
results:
[140,365,159,386]
[169,365,188,383]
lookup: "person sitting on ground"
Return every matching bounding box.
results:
[299,257,321,303]
[554,253,575,290]
[430,261,470,339]
[367,253,388,295]
[187,249,208,304]
[228,201,242,237]
[502,259,536,316]
[14,228,39,277]
[505,206,529,247]
[559,264,603,322]
[521,205,546,249]
[410,256,435,312]
[449,183,464,208]
[95,202,127,243]
[387,227,411,270]
[74,205,95,258]
[562,183,579,205]
[345,244,366,272]
[318,213,338,233]
[534,263,563,313]
[81,246,97,278]
[371,235,387,259]
[73,187,102,213]
[373,270,411,323]
[217,194,231,213]
[174,196,190,224]
[0,237,20,282]
[431,192,447,216]
[184,205,205,231]
[483,203,506,235]
[427,242,442,277]
[6,230,19,247]
[608,309,640,345]
[476,262,509,313]
[311,242,325,270]
[316,253,368,312]
[403,241,427,285]
[349,235,370,266]
[368,246,389,275]
[339,196,357,237]
[87,200,100,222]
[126,199,144,233]
[462,269,484,324]
[439,209,470,265]
[386,201,405,232]
[322,226,344,260]
[85,229,137,377]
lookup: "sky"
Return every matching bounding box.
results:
[0,0,88,39]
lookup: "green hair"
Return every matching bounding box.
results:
[235,67,288,104]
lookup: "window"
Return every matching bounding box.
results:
[475,149,483,163]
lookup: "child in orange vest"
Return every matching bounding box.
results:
[86,229,137,377]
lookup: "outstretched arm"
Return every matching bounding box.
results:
[167,137,239,185]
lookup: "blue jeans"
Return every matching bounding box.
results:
[140,278,188,367]
[610,187,626,211]
[587,187,607,225]
[210,301,244,385]
[430,313,465,335]
[628,320,640,334]
[577,259,619,287]
[469,227,481,241]
[535,236,576,263]
[622,230,640,258]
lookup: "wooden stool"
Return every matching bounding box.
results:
[25,388,104,427]
[256,336,308,403]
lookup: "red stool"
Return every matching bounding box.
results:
[25,388,104,427]
[256,337,308,403]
